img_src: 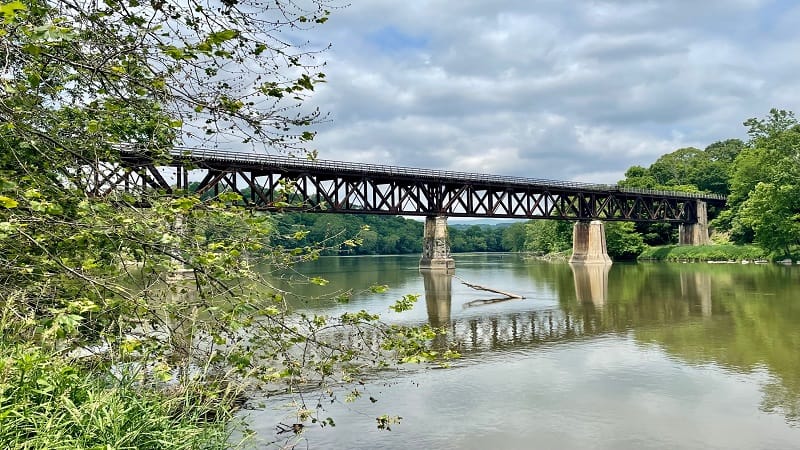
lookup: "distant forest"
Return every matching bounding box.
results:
[271,213,516,255]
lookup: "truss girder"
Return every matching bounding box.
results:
[85,155,719,224]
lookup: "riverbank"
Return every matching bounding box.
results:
[638,244,769,262]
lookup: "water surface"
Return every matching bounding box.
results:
[246,254,800,449]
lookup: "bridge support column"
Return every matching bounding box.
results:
[569,220,612,265]
[419,216,455,271]
[679,200,710,246]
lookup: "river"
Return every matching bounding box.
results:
[243,254,800,449]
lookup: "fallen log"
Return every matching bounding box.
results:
[454,276,524,299]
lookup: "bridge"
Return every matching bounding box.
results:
[86,147,727,268]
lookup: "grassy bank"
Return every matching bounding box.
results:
[0,342,237,449]
[638,244,768,262]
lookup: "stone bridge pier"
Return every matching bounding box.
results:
[419,216,456,270]
[569,220,612,265]
[679,200,710,246]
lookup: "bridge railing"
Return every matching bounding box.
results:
[117,145,727,202]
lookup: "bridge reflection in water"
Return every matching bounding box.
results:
[419,264,713,355]
[571,263,611,306]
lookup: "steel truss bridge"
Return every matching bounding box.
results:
[88,148,726,223]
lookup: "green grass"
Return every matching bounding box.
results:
[638,244,768,262]
[0,342,237,450]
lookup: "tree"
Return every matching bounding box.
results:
[618,165,658,189]
[1,1,446,445]
[728,109,800,254]
[524,220,572,254]
[502,221,528,252]
[649,147,705,187]
[619,139,743,245]
[705,139,744,165]
[605,222,646,260]
[738,182,800,256]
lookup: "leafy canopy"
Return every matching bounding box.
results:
[0,0,453,444]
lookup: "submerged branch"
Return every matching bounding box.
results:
[463,297,522,308]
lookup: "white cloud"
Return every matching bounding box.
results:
[299,0,798,183]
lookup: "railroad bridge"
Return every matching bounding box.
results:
[88,147,727,269]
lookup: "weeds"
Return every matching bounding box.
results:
[0,341,236,450]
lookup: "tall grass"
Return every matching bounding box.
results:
[0,342,238,450]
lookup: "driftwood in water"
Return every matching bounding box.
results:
[454,276,524,299]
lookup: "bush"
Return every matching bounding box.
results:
[638,244,767,262]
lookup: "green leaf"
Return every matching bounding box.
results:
[153,362,173,382]
[309,276,329,286]
[171,196,199,212]
[369,284,389,293]
[207,29,238,45]
[389,294,419,312]
[291,230,309,240]
[0,1,26,24]
[0,195,18,208]
[217,191,241,202]
[161,45,186,60]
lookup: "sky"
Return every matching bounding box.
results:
[299,0,800,184]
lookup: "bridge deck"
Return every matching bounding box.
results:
[98,147,726,222]
[123,147,724,203]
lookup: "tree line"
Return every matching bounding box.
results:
[268,214,645,260]
[618,109,800,259]
[271,213,513,255]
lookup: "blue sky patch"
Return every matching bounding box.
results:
[367,26,428,52]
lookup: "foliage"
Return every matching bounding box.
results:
[523,220,572,254]
[272,213,518,255]
[0,341,234,449]
[618,109,800,256]
[617,138,744,246]
[275,213,422,255]
[605,222,646,260]
[450,223,508,252]
[638,244,767,262]
[725,109,800,254]
[0,0,456,443]
[501,221,528,251]
[620,140,742,196]
[737,182,800,256]
[0,0,333,155]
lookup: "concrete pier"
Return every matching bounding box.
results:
[419,216,456,270]
[679,200,710,246]
[569,220,612,265]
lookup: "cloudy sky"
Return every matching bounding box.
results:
[297,0,799,183]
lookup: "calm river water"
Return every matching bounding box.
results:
[245,254,800,449]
